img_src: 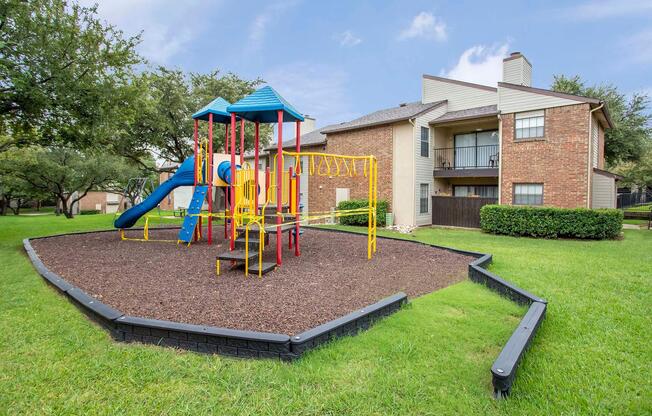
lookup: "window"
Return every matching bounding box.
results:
[420,127,429,157]
[515,110,544,140]
[419,183,429,213]
[453,185,498,199]
[453,130,499,168]
[513,183,543,205]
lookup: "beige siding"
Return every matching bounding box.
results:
[503,57,532,86]
[591,172,616,208]
[422,78,496,111]
[498,86,584,114]
[413,105,448,226]
[392,122,415,226]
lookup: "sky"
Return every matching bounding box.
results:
[81,0,652,129]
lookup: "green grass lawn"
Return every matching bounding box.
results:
[624,203,652,212]
[1,215,650,415]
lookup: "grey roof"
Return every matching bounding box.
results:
[432,105,498,123]
[321,100,447,134]
[264,124,339,151]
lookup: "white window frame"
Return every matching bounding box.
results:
[513,183,544,205]
[419,183,429,214]
[420,126,429,157]
[515,110,545,140]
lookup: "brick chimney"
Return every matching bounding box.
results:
[502,52,532,86]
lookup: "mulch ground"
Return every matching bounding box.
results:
[31,227,474,335]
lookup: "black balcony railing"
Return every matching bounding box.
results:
[433,144,499,170]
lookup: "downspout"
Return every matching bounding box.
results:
[587,102,604,209]
[408,117,416,227]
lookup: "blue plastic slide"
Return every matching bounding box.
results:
[114,157,197,229]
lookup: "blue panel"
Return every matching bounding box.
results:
[227,86,304,123]
[177,186,208,243]
[192,97,237,123]
[114,157,196,229]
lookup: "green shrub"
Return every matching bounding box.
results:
[480,204,623,239]
[337,199,389,227]
[80,209,101,215]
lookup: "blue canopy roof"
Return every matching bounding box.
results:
[192,97,236,123]
[226,86,304,123]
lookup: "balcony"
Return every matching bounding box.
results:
[433,144,499,178]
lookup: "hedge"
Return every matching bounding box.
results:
[337,199,389,227]
[480,205,623,239]
[80,209,101,215]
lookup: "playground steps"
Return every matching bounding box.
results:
[244,261,276,275]
[216,250,258,262]
[234,235,269,250]
[177,185,208,243]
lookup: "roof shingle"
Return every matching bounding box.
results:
[321,100,447,134]
[432,105,498,123]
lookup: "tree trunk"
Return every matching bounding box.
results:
[59,196,74,219]
[14,198,22,215]
[0,196,7,215]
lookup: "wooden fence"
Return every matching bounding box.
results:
[431,196,497,228]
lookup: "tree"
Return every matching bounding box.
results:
[551,75,652,168]
[2,146,136,218]
[615,147,652,191]
[112,67,272,170]
[0,173,43,215]
[0,0,141,152]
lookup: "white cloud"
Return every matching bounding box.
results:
[440,44,509,87]
[77,0,212,64]
[398,12,447,42]
[335,30,362,47]
[248,1,296,50]
[623,29,652,64]
[563,0,652,20]
[264,63,355,132]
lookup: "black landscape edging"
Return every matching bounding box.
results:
[22,233,406,361]
[308,226,547,399]
[290,293,407,355]
[24,227,547,398]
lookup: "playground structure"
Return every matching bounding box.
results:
[114,86,378,277]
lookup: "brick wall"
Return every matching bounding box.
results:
[159,172,174,210]
[79,192,106,212]
[309,124,394,214]
[501,104,590,208]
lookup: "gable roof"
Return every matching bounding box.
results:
[265,124,338,151]
[422,74,498,92]
[192,97,236,124]
[227,86,304,123]
[498,82,613,128]
[432,104,498,124]
[321,100,447,134]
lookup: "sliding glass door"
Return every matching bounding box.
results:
[454,130,499,169]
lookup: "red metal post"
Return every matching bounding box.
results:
[230,113,236,250]
[276,110,283,265]
[288,166,293,250]
[295,120,301,256]
[193,119,198,187]
[207,113,213,245]
[254,121,260,215]
[239,118,245,165]
[224,122,228,239]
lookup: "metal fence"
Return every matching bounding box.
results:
[433,144,499,170]
[617,191,652,209]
